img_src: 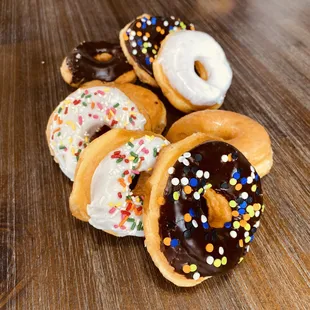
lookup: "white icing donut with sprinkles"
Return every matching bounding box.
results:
[153,30,233,113]
[70,129,169,237]
[144,133,264,286]
[46,81,167,180]
[120,14,195,87]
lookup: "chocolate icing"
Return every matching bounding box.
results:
[66,41,132,85]
[124,15,194,77]
[159,141,264,279]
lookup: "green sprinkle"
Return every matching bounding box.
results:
[81,93,85,98]
[127,218,135,222]
[58,107,62,114]
[153,148,158,157]
[59,145,66,150]
[130,222,136,230]
[85,94,92,98]
[128,141,134,148]
[57,132,61,136]
[113,103,120,108]
[133,157,139,163]
[82,102,87,106]
[137,221,143,231]
[116,158,123,163]
[130,151,138,157]
[198,188,204,194]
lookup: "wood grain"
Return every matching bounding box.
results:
[1,0,310,309]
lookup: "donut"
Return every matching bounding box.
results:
[143,133,264,286]
[153,30,233,113]
[46,81,167,181]
[60,41,136,87]
[120,14,195,87]
[166,110,273,177]
[69,129,169,237]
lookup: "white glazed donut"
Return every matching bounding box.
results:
[46,82,167,181]
[153,30,233,113]
[69,129,169,237]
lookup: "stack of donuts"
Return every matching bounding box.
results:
[46,14,273,287]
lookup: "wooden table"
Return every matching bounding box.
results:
[1,0,309,309]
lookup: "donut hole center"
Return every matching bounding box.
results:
[129,174,141,191]
[203,189,232,228]
[89,125,111,142]
[195,61,208,81]
[95,53,113,62]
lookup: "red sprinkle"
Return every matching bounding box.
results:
[97,90,105,95]
[118,192,122,198]
[139,139,144,145]
[125,159,129,163]
[93,114,99,119]
[111,120,118,127]
[73,99,81,105]
[64,107,68,114]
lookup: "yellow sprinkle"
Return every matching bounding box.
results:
[262,204,265,212]
[147,167,153,171]
[245,236,251,243]
[71,147,75,155]
[214,259,222,267]
[245,223,251,231]
[221,256,227,265]
[229,178,237,186]
[233,221,240,229]
[128,156,135,161]
[115,202,122,207]
[63,99,71,105]
[130,137,134,142]
[68,137,73,144]
[190,264,197,272]
[108,202,114,207]
[65,120,76,130]
[145,135,154,140]
[238,257,244,264]
[251,185,257,192]
[84,136,89,143]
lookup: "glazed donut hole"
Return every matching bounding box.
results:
[94,52,113,62]
[194,61,208,81]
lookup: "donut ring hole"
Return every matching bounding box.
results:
[94,53,113,62]
[203,189,232,228]
[89,125,111,142]
[194,61,208,81]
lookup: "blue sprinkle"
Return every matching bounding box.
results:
[190,178,198,187]
[169,26,174,31]
[170,239,179,247]
[255,174,259,181]
[141,18,146,22]
[233,172,240,180]
[189,208,195,217]
[241,177,247,185]
[137,39,143,46]
[224,222,231,228]
[250,235,254,242]
[145,57,151,65]
[239,201,247,208]
[151,17,157,25]
[239,209,246,215]
[203,222,209,229]
[141,22,147,29]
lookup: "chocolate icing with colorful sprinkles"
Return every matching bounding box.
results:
[158,141,264,280]
[66,41,132,84]
[123,15,194,76]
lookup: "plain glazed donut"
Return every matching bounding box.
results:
[144,133,264,286]
[70,129,169,237]
[153,30,233,113]
[46,81,166,180]
[166,110,273,177]
[61,41,136,87]
[120,14,195,87]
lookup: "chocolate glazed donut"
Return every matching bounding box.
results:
[144,134,265,286]
[61,41,135,87]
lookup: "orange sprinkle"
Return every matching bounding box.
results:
[150,57,154,63]
[232,210,239,217]
[243,214,251,221]
[157,197,165,205]
[136,22,141,28]
[123,107,128,111]
[91,102,95,109]
[253,203,261,211]
[118,178,126,188]
[146,32,150,38]
[205,243,214,252]
[137,31,142,36]
[54,114,58,121]
[118,215,129,228]
[154,44,158,49]
[163,237,171,246]
[235,183,242,191]
[128,176,132,184]
[184,213,192,222]
[52,127,60,134]
[184,185,192,194]
[239,239,244,247]
[133,207,142,216]
[240,219,247,227]
[160,29,165,35]
[182,265,191,274]
[156,26,161,32]
[123,33,129,41]
[57,117,63,125]
[228,153,232,162]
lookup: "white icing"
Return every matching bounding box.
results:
[87,136,169,237]
[157,30,233,106]
[48,86,146,180]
